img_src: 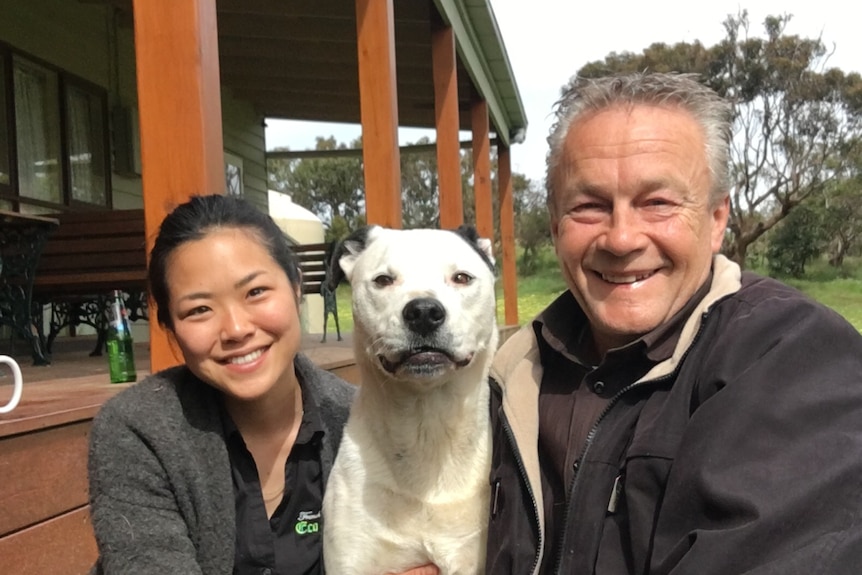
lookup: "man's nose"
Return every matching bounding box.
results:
[597,207,646,256]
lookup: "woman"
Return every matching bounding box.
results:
[88,195,435,575]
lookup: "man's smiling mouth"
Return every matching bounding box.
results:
[599,271,655,284]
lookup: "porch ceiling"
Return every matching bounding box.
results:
[94,0,527,144]
[217,0,451,127]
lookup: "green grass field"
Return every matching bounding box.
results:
[782,260,862,331]
[333,253,862,333]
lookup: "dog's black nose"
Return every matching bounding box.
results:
[402,298,446,336]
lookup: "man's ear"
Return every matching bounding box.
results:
[710,195,730,253]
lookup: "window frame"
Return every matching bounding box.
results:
[0,47,17,206]
[63,75,112,209]
[0,41,112,213]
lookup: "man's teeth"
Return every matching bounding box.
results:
[601,272,652,284]
[228,349,264,365]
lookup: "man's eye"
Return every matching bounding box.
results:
[452,272,474,285]
[645,198,672,207]
[572,202,605,212]
[372,274,394,287]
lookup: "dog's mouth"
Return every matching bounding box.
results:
[378,346,473,376]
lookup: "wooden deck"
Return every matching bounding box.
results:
[0,332,356,575]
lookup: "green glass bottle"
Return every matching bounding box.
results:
[106,290,137,384]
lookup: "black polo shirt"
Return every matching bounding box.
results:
[222,383,325,575]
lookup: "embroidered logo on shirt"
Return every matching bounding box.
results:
[295,510,321,535]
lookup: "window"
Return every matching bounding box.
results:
[66,83,108,206]
[13,56,62,207]
[0,44,110,213]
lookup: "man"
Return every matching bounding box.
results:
[485,72,862,574]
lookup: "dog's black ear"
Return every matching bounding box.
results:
[454,224,480,244]
[452,225,495,271]
[328,225,375,287]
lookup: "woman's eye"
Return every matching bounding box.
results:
[372,274,394,287]
[185,305,210,318]
[248,286,268,298]
[452,272,474,285]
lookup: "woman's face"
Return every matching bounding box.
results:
[165,227,302,402]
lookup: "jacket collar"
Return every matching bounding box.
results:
[639,255,741,382]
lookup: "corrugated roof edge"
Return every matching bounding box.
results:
[433,0,528,147]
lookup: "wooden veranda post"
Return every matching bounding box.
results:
[133,0,226,372]
[471,98,493,242]
[498,145,518,326]
[432,23,463,229]
[355,0,402,228]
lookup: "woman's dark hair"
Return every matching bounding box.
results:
[148,194,302,330]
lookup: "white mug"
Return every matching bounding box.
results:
[0,355,23,414]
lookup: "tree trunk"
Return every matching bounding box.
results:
[828,236,847,268]
[724,238,749,270]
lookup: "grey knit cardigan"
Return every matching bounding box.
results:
[88,353,355,575]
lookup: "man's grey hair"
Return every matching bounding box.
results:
[546,72,733,212]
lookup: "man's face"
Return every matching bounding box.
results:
[550,104,729,355]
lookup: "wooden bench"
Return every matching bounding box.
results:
[291,242,331,296]
[32,209,148,357]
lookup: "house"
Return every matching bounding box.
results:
[0,1,528,572]
[0,0,528,373]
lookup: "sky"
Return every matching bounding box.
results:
[264,0,862,188]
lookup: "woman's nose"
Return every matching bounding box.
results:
[220,305,254,341]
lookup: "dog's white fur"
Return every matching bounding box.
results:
[322,226,498,575]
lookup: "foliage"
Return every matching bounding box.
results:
[326,214,366,244]
[577,11,862,268]
[515,181,551,275]
[267,136,366,240]
[766,203,826,277]
[819,166,862,267]
[400,137,440,229]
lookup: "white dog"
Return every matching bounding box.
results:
[322,225,498,575]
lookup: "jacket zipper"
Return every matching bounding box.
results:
[491,378,544,575]
[552,314,709,574]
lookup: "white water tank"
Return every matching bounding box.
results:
[268,190,326,334]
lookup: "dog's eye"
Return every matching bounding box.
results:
[452,272,474,285]
[372,274,395,287]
